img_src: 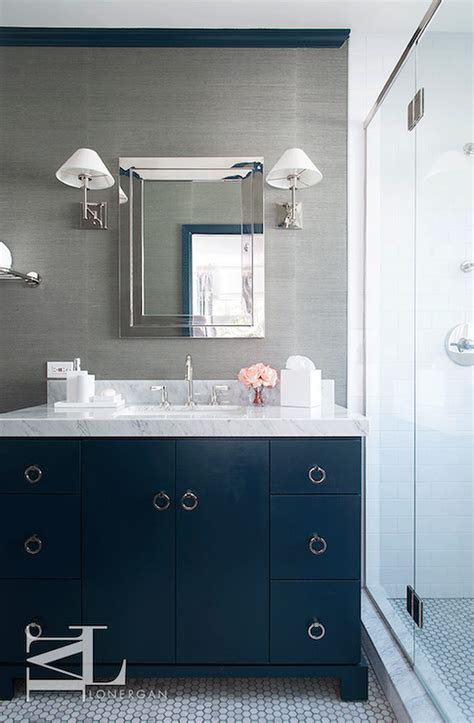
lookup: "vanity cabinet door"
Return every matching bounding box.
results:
[176,440,269,664]
[82,440,176,664]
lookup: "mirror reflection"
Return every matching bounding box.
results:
[119,157,264,338]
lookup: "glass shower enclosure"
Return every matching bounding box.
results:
[365,0,473,719]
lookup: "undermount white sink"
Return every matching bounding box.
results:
[117,404,245,417]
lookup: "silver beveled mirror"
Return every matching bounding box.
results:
[119,157,264,338]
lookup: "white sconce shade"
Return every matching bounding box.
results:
[56,148,114,190]
[119,186,128,204]
[0,241,13,269]
[266,147,322,189]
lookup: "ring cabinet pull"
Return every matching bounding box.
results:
[307,619,326,641]
[152,491,171,511]
[24,464,43,484]
[181,490,198,511]
[25,621,43,638]
[24,534,43,555]
[308,465,326,485]
[308,533,328,556]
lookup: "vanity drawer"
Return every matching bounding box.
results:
[0,440,80,494]
[271,495,360,580]
[270,439,361,494]
[0,580,81,663]
[0,495,80,578]
[270,580,360,664]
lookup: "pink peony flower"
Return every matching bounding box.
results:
[238,363,278,389]
[260,365,278,388]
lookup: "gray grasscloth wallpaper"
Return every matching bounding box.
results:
[0,46,347,413]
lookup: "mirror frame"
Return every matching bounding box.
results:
[119,156,264,338]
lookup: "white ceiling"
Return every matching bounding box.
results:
[0,0,434,34]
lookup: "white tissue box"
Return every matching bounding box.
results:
[280,369,321,408]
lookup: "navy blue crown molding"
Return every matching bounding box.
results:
[0,28,350,48]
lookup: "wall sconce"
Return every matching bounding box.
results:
[56,148,115,230]
[0,241,41,286]
[266,147,322,229]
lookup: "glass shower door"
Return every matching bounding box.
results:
[365,52,417,662]
[414,2,474,719]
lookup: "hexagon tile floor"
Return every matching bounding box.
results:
[0,668,396,722]
[391,597,474,721]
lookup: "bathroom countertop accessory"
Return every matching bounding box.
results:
[55,385,124,410]
[53,397,125,410]
[280,356,322,408]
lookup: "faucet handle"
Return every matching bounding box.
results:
[210,385,230,406]
[150,384,170,408]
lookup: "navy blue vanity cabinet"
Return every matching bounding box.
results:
[176,440,269,664]
[82,440,176,664]
[0,436,367,703]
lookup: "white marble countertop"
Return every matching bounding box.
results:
[0,403,368,437]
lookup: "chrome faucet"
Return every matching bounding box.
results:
[150,384,169,408]
[185,354,195,406]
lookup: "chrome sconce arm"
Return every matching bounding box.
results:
[78,173,108,228]
[279,176,300,229]
[0,267,41,286]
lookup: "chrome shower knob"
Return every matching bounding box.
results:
[308,533,328,555]
[24,534,43,555]
[24,464,42,484]
[152,491,171,511]
[307,619,326,641]
[181,490,198,511]
[308,465,326,484]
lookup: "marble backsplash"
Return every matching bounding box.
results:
[47,379,335,408]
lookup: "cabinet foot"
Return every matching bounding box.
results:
[339,662,368,701]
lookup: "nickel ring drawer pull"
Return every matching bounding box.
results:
[24,534,43,555]
[25,621,43,638]
[307,620,326,641]
[24,465,43,484]
[152,491,171,511]
[308,465,326,485]
[181,490,198,511]
[309,533,327,556]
